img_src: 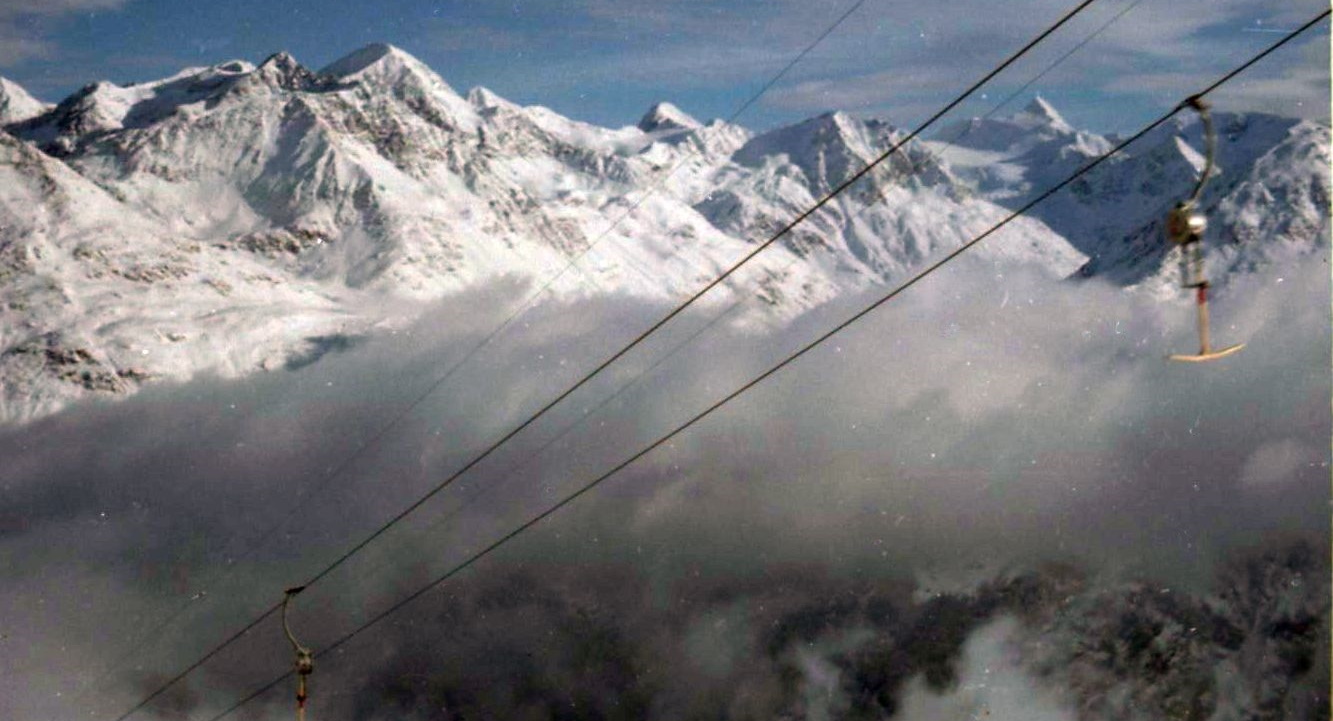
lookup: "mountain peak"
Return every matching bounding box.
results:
[810,110,858,133]
[467,86,517,111]
[733,110,882,189]
[319,42,470,107]
[247,51,325,93]
[0,76,50,124]
[753,110,862,148]
[321,42,415,78]
[259,51,302,73]
[216,60,255,74]
[1021,96,1069,128]
[638,102,700,133]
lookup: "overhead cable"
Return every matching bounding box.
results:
[110,3,1113,718]
[354,0,1159,577]
[196,11,1330,719]
[93,1,875,714]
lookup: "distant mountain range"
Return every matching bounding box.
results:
[0,43,1327,423]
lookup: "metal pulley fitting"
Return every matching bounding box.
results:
[1166,201,1206,245]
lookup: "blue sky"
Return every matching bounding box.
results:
[0,0,1327,133]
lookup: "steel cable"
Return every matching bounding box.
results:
[196,12,1330,718]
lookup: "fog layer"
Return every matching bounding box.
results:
[1,257,1327,720]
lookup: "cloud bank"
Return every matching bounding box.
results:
[0,0,126,66]
[0,254,1327,719]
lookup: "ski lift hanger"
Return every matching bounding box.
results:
[282,586,315,721]
[1165,95,1244,363]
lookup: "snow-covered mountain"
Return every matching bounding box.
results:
[0,77,48,125]
[1069,114,1331,291]
[0,46,1326,423]
[932,96,1331,294]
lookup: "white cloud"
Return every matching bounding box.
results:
[764,64,963,114]
[0,28,48,65]
[526,0,1329,128]
[0,255,1326,718]
[1240,438,1321,489]
[0,0,124,19]
[1101,29,1331,121]
[758,0,1328,125]
[0,0,127,66]
[897,617,1077,721]
[423,22,523,54]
